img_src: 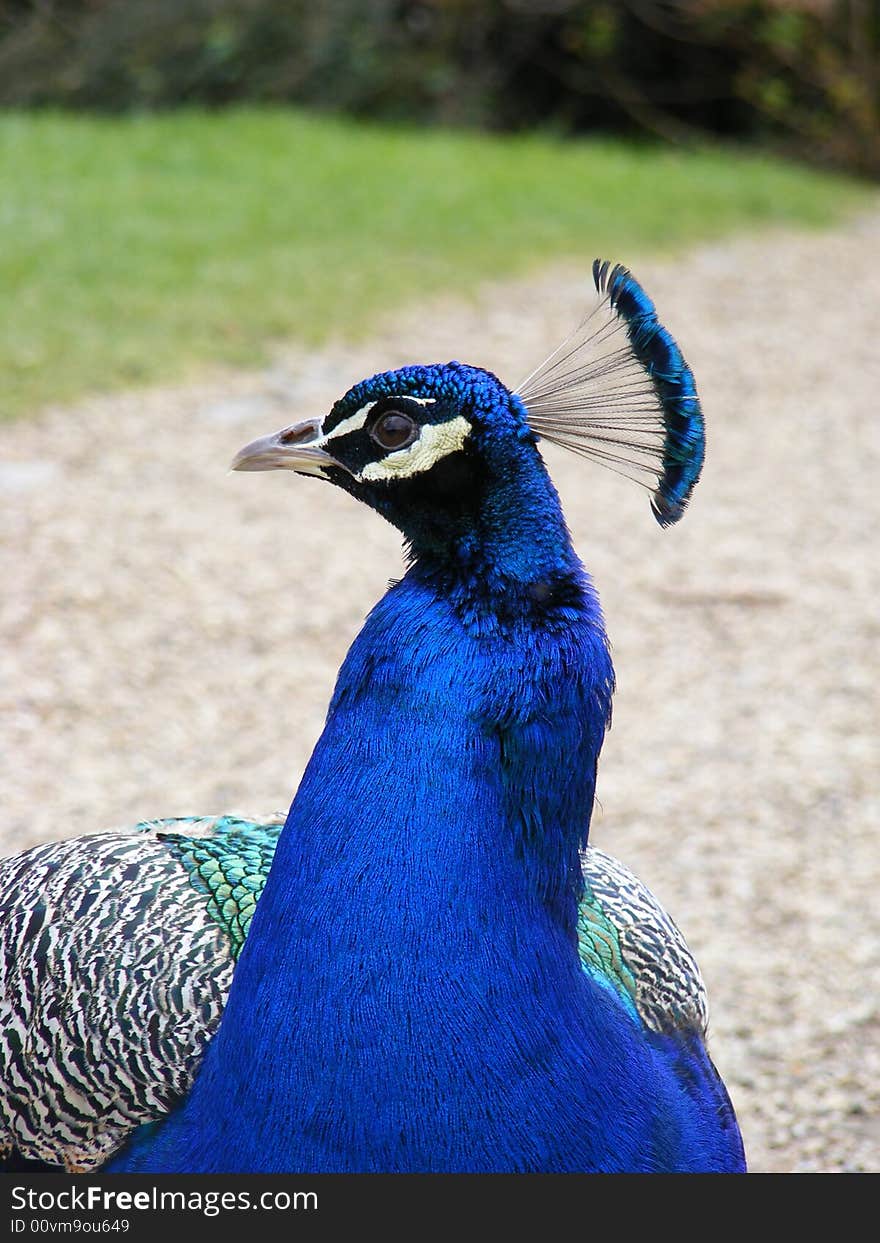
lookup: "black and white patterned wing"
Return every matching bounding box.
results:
[581,847,709,1035]
[0,821,254,1171]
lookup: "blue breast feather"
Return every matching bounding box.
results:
[108,561,744,1173]
[0,813,726,1171]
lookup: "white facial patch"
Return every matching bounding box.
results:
[322,403,375,445]
[357,415,471,483]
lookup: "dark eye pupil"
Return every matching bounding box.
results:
[373,412,416,450]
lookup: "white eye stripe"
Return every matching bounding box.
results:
[357,416,470,483]
[322,395,435,445]
[322,403,375,443]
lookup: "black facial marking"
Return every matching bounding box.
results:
[382,447,483,523]
[324,395,447,476]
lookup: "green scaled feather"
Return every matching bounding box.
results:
[576,880,640,1022]
[136,817,680,1029]
[137,816,283,957]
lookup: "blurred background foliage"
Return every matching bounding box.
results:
[1,1,875,419]
[1,0,877,178]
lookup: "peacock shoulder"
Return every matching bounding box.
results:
[578,847,709,1036]
[0,814,283,1171]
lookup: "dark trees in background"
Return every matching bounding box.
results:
[0,0,877,176]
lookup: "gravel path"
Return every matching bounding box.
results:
[2,211,879,1173]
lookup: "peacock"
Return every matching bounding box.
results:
[0,261,746,1173]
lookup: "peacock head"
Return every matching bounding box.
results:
[232,261,706,564]
[232,360,542,556]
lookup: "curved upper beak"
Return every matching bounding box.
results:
[230,418,336,477]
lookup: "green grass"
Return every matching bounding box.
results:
[0,107,870,419]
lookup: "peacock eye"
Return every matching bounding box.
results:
[371,411,418,451]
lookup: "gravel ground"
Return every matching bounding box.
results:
[2,211,879,1173]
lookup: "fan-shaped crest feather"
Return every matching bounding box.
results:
[517,260,705,526]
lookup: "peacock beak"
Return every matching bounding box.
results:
[230,418,336,477]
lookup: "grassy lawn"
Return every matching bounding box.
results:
[0,107,870,420]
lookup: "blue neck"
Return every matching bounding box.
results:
[350,452,611,928]
[309,549,612,934]
[371,421,577,589]
[110,457,641,1172]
